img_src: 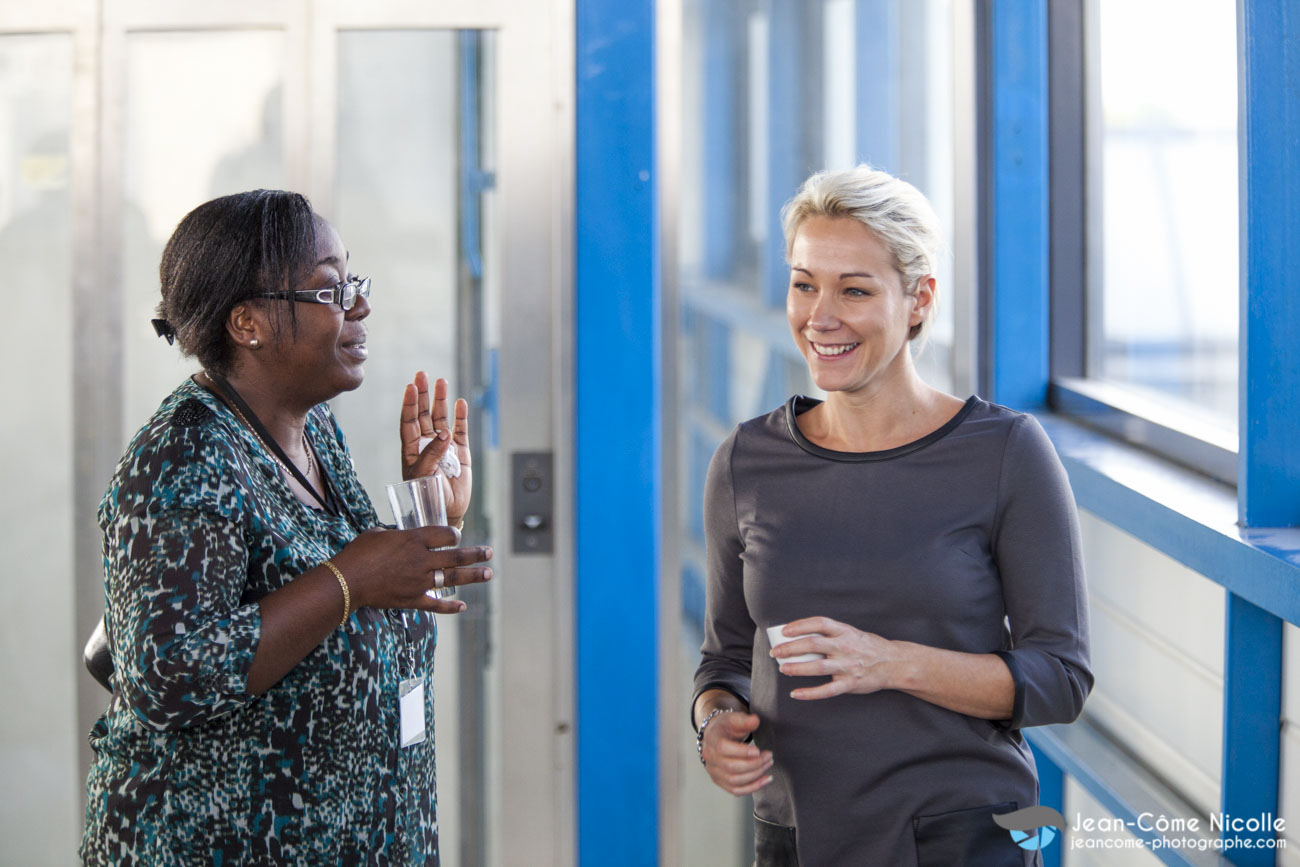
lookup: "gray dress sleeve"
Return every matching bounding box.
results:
[692,430,756,725]
[992,413,1093,729]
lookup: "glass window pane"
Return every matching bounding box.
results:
[673,2,959,860]
[0,32,78,863]
[1088,0,1238,432]
[122,31,284,435]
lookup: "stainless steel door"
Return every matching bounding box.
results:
[0,1,575,864]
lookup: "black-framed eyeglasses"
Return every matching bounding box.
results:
[261,276,371,311]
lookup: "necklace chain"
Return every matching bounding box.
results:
[301,431,316,479]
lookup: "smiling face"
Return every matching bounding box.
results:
[786,216,931,398]
[259,217,370,404]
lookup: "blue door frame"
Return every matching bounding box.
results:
[575,1,660,864]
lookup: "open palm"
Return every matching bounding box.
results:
[400,372,473,524]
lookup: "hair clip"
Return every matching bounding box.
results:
[151,318,176,345]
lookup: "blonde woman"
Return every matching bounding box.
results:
[693,166,1091,866]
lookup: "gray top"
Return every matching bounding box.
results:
[695,396,1091,866]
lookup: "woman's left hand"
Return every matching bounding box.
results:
[400,372,473,523]
[769,616,902,701]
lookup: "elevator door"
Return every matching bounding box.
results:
[93,3,574,866]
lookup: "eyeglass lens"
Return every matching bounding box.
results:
[341,279,369,311]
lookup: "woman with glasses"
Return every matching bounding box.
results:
[81,190,491,865]
[692,167,1091,865]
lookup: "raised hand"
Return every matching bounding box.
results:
[400,372,473,524]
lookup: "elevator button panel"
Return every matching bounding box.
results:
[512,451,553,554]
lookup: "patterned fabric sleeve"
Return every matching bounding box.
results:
[105,422,262,732]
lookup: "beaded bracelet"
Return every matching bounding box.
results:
[323,561,351,629]
[695,707,736,766]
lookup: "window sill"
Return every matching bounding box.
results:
[1050,378,1237,486]
[1037,412,1300,626]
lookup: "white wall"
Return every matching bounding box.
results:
[1063,778,1163,867]
[1078,510,1225,815]
[1279,623,1300,862]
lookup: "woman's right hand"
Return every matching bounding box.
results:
[329,526,493,614]
[701,710,773,796]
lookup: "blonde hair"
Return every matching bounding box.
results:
[781,165,942,341]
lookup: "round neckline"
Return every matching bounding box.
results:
[783,394,979,462]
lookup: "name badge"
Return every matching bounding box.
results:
[399,676,426,747]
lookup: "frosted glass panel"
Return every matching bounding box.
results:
[0,32,79,865]
[122,31,284,433]
[329,29,459,499]
[329,32,496,867]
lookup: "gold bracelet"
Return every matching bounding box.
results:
[323,561,350,628]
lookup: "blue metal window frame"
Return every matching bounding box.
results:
[575,0,660,863]
[1040,0,1242,491]
[987,0,1049,412]
[576,0,1299,862]
[1238,0,1300,529]
[987,1,1299,864]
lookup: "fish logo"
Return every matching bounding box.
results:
[992,805,1067,851]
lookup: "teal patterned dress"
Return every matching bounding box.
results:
[81,378,441,865]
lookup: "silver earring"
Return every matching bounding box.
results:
[249,338,260,348]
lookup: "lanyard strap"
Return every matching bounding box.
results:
[203,371,337,515]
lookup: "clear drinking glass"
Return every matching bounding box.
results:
[386,472,456,598]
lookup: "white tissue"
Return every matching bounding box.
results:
[416,436,462,478]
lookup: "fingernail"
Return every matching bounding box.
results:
[438,429,450,440]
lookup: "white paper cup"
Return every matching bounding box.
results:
[766,624,826,664]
